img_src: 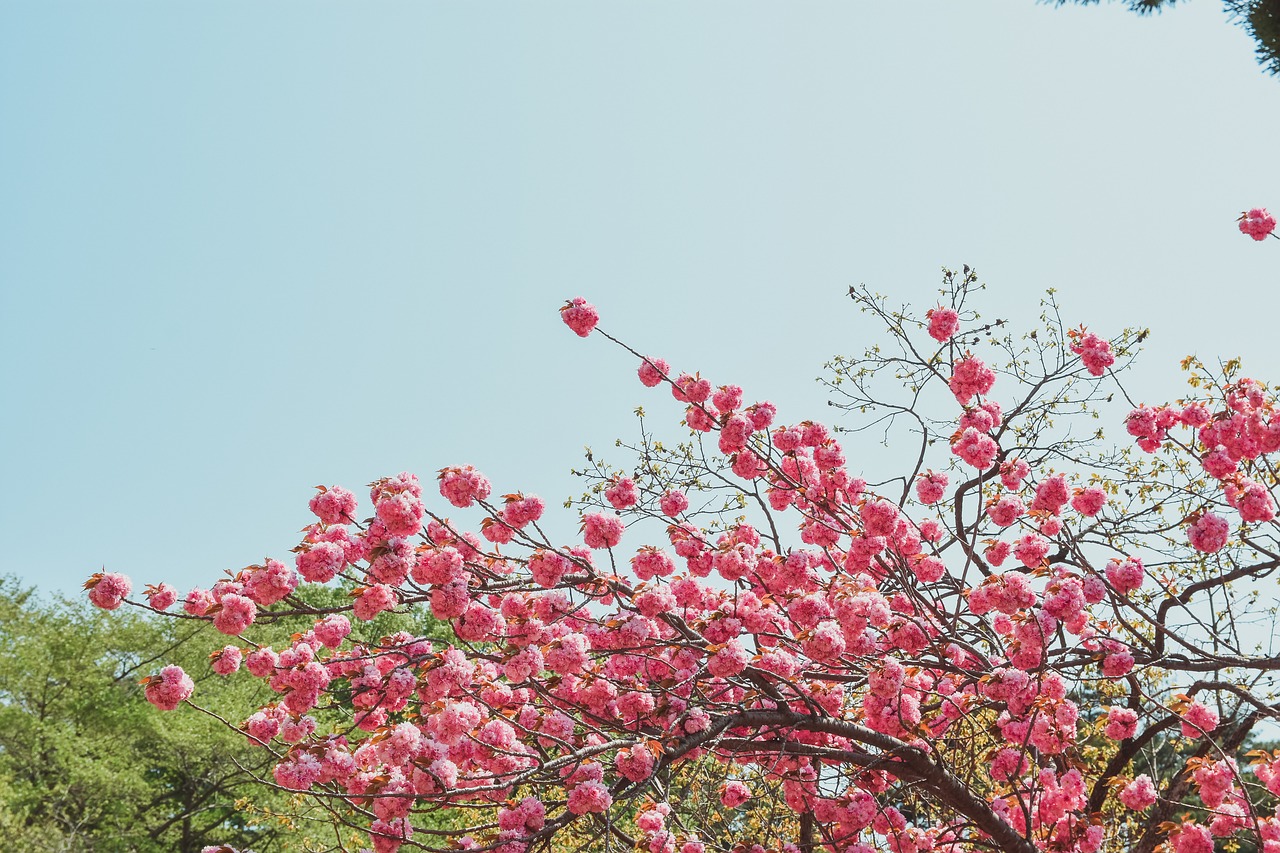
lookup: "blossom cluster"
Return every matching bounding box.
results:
[1239,207,1277,241]
[1125,376,1279,552]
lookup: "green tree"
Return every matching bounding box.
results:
[1048,0,1280,76]
[0,574,476,852]
[0,576,336,852]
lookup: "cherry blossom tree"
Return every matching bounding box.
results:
[88,249,1280,853]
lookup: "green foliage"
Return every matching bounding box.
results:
[0,573,479,852]
[1047,0,1177,14]
[1048,0,1280,77]
[1233,0,1280,75]
[0,576,332,852]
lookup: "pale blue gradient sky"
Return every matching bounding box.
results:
[1,1,1277,596]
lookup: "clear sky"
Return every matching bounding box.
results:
[2,1,1277,597]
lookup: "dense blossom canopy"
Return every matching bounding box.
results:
[89,256,1280,853]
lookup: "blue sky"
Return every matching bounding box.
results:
[2,1,1277,597]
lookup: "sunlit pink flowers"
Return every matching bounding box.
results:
[1118,775,1157,810]
[1239,207,1277,241]
[1104,557,1144,595]
[720,780,752,808]
[144,664,195,711]
[581,511,624,549]
[559,296,600,337]
[927,305,960,342]
[83,286,1280,853]
[1068,327,1116,377]
[1180,700,1220,738]
[948,354,996,405]
[637,356,670,387]
[309,485,358,524]
[566,780,612,814]
[438,464,493,508]
[1187,511,1230,553]
[85,571,131,610]
[915,470,948,504]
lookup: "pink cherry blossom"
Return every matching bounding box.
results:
[1181,701,1220,738]
[1070,486,1107,517]
[314,614,352,648]
[1031,474,1070,515]
[927,306,961,342]
[145,582,178,611]
[566,781,612,814]
[213,594,257,636]
[1104,708,1138,741]
[353,584,398,621]
[952,427,998,470]
[638,356,671,388]
[438,465,493,508]
[1230,479,1276,523]
[309,485,358,524]
[605,477,641,509]
[144,664,195,711]
[1000,457,1030,491]
[560,297,600,337]
[1239,207,1277,241]
[1188,512,1230,553]
[987,494,1024,527]
[659,489,689,516]
[1118,775,1157,810]
[1171,822,1213,853]
[1069,328,1116,377]
[1104,557,1144,595]
[211,645,242,676]
[1013,534,1050,568]
[86,572,131,610]
[243,559,298,606]
[915,471,948,504]
[581,512,625,549]
[707,641,751,677]
[720,780,751,808]
[948,355,996,405]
